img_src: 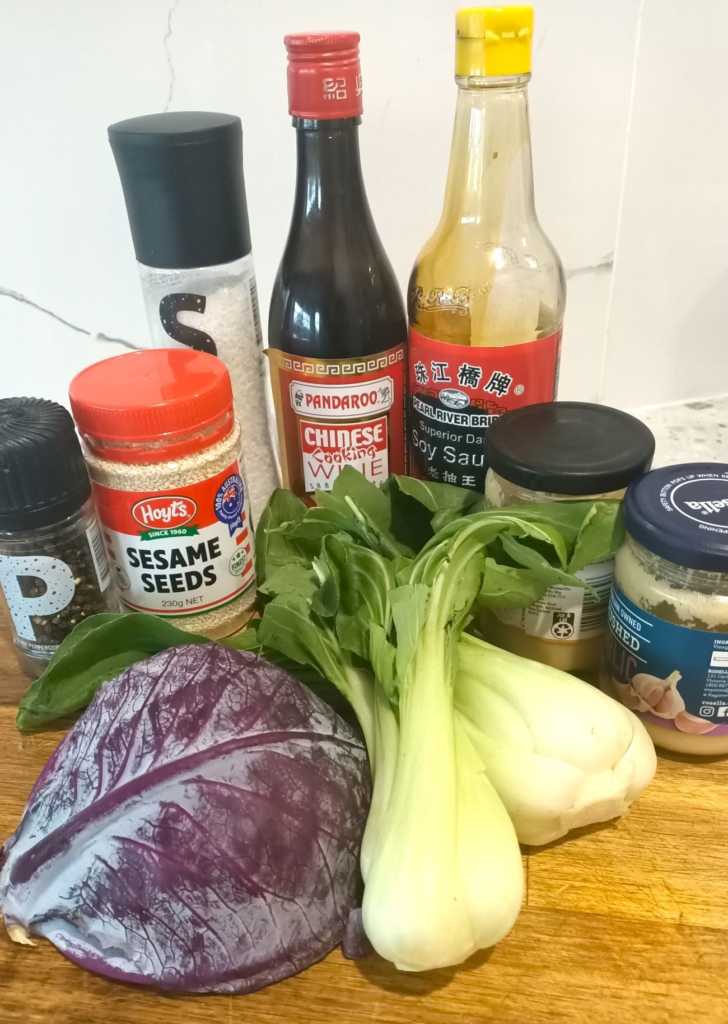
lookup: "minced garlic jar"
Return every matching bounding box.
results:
[482,402,655,675]
[604,463,728,755]
[69,349,256,640]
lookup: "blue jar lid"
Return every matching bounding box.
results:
[624,463,728,572]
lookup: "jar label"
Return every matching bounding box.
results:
[85,520,112,592]
[0,521,113,662]
[267,344,406,497]
[92,460,255,619]
[605,585,728,735]
[407,328,561,491]
[494,559,613,643]
[0,555,77,649]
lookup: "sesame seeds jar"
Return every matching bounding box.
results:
[69,349,256,640]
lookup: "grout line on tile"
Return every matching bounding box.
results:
[162,0,181,113]
[0,284,140,350]
[565,253,614,280]
[596,0,647,402]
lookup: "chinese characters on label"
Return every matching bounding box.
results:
[407,328,561,491]
[323,77,348,101]
[413,359,514,397]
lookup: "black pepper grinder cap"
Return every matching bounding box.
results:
[0,398,91,531]
[108,111,252,270]
[486,401,656,495]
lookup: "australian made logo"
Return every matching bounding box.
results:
[214,474,245,536]
[132,496,199,539]
[290,377,394,420]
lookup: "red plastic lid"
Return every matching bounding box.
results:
[69,348,234,463]
[285,32,363,120]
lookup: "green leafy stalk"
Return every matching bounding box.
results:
[254,488,308,581]
[257,591,376,754]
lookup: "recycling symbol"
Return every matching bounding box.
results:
[551,614,575,640]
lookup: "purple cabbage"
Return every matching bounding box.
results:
[0,644,370,993]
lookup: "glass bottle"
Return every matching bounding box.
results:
[408,6,565,492]
[268,32,407,499]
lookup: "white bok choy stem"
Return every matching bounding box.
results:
[455,633,657,845]
[359,685,399,882]
[362,524,525,971]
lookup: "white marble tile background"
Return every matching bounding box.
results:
[1,0,727,433]
[637,396,728,468]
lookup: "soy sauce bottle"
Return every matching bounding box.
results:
[408,7,565,492]
[268,32,407,498]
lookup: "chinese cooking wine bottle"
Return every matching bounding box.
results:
[268,32,407,498]
[408,6,565,491]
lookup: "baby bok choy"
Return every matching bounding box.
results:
[251,473,656,972]
[257,508,600,971]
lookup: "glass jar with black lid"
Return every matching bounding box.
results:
[0,398,118,683]
[482,401,655,675]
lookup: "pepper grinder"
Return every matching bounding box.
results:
[108,111,279,522]
[0,398,118,682]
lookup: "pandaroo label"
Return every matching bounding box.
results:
[267,345,406,497]
[605,586,728,735]
[93,461,254,618]
[407,328,561,491]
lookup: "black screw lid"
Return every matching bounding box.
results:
[486,401,656,495]
[0,398,91,531]
[108,111,252,270]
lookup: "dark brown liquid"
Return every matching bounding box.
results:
[268,118,406,359]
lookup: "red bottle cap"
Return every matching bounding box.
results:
[69,348,234,463]
[285,32,363,120]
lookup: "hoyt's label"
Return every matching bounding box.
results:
[408,328,561,491]
[268,345,406,496]
[605,587,728,735]
[93,461,254,618]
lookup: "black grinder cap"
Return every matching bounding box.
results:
[108,111,252,270]
[0,398,91,531]
[486,401,656,495]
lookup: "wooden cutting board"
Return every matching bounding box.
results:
[1,621,727,1024]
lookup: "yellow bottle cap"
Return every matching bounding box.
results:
[455,6,534,78]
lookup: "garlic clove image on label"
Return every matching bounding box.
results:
[673,711,718,735]
[630,671,685,720]
[611,679,651,713]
